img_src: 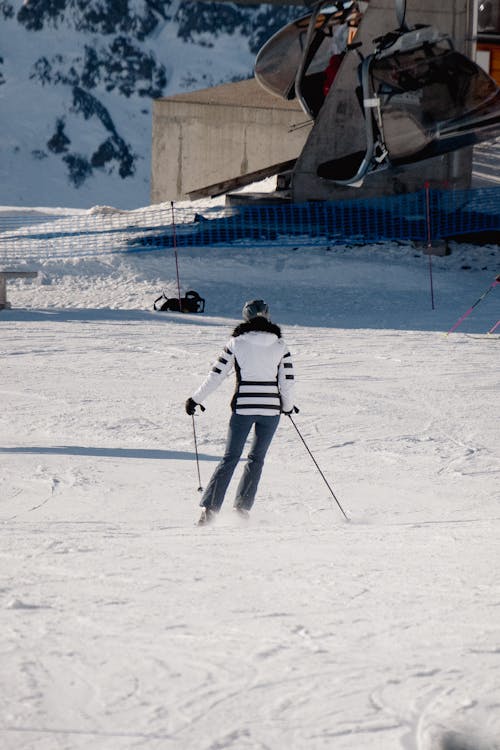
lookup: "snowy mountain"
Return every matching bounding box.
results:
[0,0,303,209]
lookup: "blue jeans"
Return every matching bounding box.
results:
[200,413,280,512]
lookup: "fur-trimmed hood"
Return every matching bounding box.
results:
[232,317,282,338]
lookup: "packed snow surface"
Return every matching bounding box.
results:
[1,228,499,750]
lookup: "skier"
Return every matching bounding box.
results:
[185,299,297,526]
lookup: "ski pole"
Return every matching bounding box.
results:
[446,275,500,335]
[287,414,349,522]
[191,415,203,492]
[488,319,500,335]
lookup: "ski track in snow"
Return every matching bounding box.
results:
[0,240,499,750]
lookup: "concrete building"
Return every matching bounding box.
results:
[151,0,478,204]
[151,79,310,204]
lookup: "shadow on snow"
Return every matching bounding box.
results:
[0,445,220,461]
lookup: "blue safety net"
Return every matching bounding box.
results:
[129,187,500,252]
[0,187,498,263]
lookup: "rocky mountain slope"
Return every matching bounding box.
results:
[0,0,303,208]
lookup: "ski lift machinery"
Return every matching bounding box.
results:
[255,0,500,187]
[255,1,365,117]
[313,0,500,184]
[152,0,500,202]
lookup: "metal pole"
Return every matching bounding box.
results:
[171,200,182,310]
[428,252,435,311]
[446,276,499,335]
[288,414,349,521]
[191,415,203,492]
[425,182,435,311]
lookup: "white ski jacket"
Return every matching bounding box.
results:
[191,318,295,416]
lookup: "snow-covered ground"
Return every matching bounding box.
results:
[1,228,499,749]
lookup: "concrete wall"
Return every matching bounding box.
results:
[292,0,475,201]
[151,79,310,204]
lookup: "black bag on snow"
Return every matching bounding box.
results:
[153,290,205,313]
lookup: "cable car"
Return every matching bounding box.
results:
[318,20,500,184]
[255,0,500,186]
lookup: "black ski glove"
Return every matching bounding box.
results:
[185,397,205,415]
[282,406,300,415]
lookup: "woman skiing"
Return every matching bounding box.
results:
[185,299,297,526]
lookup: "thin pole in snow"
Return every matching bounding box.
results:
[488,319,500,335]
[428,252,435,311]
[446,275,500,335]
[191,415,203,492]
[288,414,349,522]
[171,201,182,310]
[425,182,435,310]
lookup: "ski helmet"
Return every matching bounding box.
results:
[242,299,269,321]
